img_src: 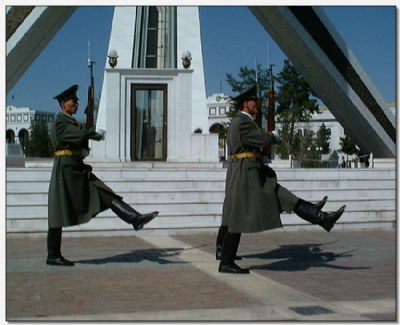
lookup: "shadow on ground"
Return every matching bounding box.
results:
[244,242,370,272]
[75,246,204,265]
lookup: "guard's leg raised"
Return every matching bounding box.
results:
[111,199,158,231]
[294,199,346,232]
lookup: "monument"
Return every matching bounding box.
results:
[6,6,394,160]
[90,6,218,163]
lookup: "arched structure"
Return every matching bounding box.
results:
[209,122,224,134]
[18,129,29,152]
[6,6,395,159]
[6,129,16,144]
[209,122,227,161]
[249,6,395,158]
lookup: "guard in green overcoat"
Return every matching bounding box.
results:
[217,86,346,274]
[47,85,159,266]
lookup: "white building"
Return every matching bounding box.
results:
[207,93,231,130]
[6,105,55,149]
[206,94,396,163]
[206,92,346,155]
[91,6,218,163]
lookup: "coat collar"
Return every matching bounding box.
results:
[238,111,255,121]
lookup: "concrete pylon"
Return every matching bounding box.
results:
[6,6,77,93]
[6,6,394,158]
[249,6,395,158]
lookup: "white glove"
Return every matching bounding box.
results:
[272,130,281,144]
[96,129,106,140]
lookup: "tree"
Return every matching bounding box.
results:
[226,64,270,97]
[339,134,360,164]
[316,123,331,154]
[294,127,315,166]
[225,60,326,164]
[275,119,292,159]
[24,120,53,157]
[226,64,271,118]
[275,60,320,157]
[297,123,332,168]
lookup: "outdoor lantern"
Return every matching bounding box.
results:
[182,50,192,69]
[108,49,118,68]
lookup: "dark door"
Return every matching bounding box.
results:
[131,84,167,161]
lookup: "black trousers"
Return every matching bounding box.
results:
[220,231,241,265]
[47,227,62,258]
[216,225,228,248]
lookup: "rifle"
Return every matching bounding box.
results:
[84,59,95,150]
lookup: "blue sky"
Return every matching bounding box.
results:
[5,6,397,121]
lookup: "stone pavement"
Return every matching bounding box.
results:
[6,228,396,321]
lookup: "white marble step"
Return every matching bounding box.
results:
[6,166,396,235]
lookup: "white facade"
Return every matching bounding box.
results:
[297,106,345,153]
[205,94,396,160]
[207,93,231,132]
[91,6,217,163]
[177,7,208,134]
[6,105,55,144]
[206,93,346,153]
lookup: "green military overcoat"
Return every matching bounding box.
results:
[222,112,297,233]
[48,112,121,228]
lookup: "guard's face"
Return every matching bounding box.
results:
[244,99,259,116]
[62,98,79,115]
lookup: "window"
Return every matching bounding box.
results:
[49,115,54,122]
[133,7,176,69]
[146,7,158,68]
[17,115,22,122]
[209,107,216,115]
[11,115,15,122]
[35,114,40,121]
[23,114,28,121]
[219,106,226,115]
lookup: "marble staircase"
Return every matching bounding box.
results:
[6,161,395,237]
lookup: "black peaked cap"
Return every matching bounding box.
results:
[231,85,258,106]
[54,84,79,103]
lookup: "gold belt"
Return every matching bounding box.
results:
[231,152,261,159]
[54,149,81,156]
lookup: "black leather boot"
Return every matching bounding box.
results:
[315,196,328,211]
[294,199,346,232]
[46,228,74,266]
[218,232,249,274]
[111,199,159,231]
[216,226,242,260]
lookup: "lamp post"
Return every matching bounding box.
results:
[108,49,118,68]
[316,146,323,167]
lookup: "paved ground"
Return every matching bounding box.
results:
[6,228,396,321]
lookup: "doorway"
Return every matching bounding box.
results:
[131,84,167,161]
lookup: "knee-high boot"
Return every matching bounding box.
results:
[218,232,249,274]
[46,228,74,266]
[111,199,158,231]
[47,227,62,259]
[294,199,346,232]
[315,196,328,211]
[215,225,242,260]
